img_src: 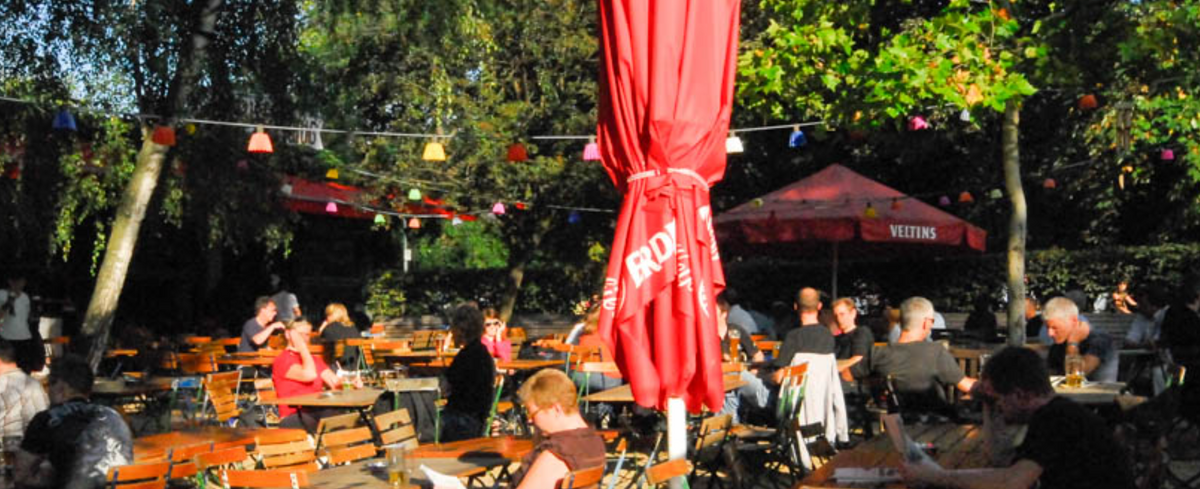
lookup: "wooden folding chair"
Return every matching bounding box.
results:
[689,413,734,487]
[106,461,171,489]
[312,412,375,466]
[164,442,214,482]
[195,445,252,486]
[558,465,605,489]
[253,378,279,427]
[376,408,420,448]
[219,469,310,489]
[645,459,693,486]
[254,429,319,472]
[203,371,242,425]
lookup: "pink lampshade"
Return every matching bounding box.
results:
[325,202,338,213]
[908,116,929,131]
[582,142,601,161]
[1161,148,1175,160]
[492,202,506,215]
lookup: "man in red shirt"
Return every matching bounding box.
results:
[272,320,360,432]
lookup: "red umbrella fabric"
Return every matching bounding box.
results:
[716,164,987,252]
[595,0,741,413]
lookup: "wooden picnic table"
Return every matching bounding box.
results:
[133,427,305,461]
[216,354,276,367]
[798,423,988,488]
[408,358,563,371]
[1052,379,1126,405]
[92,376,178,398]
[411,435,534,460]
[309,453,513,488]
[582,374,747,403]
[260,388,387,444]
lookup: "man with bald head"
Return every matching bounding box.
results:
[772,288,836,379]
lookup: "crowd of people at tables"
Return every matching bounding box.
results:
[0,268,1198,489]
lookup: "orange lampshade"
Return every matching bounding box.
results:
[507,143,528,162]
[891,199,903,211]
[1078,94,1098,110]
[958,191,974,203]
[407,217,421,229]
[248,127,273,153]
[1043,178,1057,189]
[152,126,176,146]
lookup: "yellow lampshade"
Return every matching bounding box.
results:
[422,140,446,161]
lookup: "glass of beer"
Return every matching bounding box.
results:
[387,445,411,488]
[1064,356,1085,388]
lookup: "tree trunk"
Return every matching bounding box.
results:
[1003,101,1028,346]
[498,252,528,324]
[81,0,224,371]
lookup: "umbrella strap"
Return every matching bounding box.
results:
[627,168,708,188]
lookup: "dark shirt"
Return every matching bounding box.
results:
[238,317,267,353]
[320,322,360,367]
[1161,303,1200,367]
[868,342,964,395]
[22,398,134,489]
[720,323,760,362]
[1025,315,1045,341]
[1047,330,1118,382]
[444,340,496,420]
[835,326,875,378]
[1016,397,1135,489]
[512,427,607,488]
[773,323,836,367]
[272,291,299,322]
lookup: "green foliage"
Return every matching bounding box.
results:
[51,117,138,269]
[365,269,407,319]
[413,220,509,270]
[367,266,597,318]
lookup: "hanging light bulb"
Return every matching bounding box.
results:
[788,126,807,148]
[326,168,339,180]
[863,203,877,219]
[582,138,601,161]
[725,132,744,154]
[151,125,177,146]
[311,127,324,151]
[989,188,1004,199]
[422,139,446,161]
[958,191,975,203]
[568,211,582,224]
[938,195,952,206]
[248,126,274,153]
[492,202,507,215]
[374,214,387,225]
[908,115,929,131]
[1043,178,1057,189]
[325,202,338,213]
[407,217,421,229]
[960,109,972,122]
[407,188,421,201]
[451,216,463,226]
[507,143,528,162]
[891,199,903,211]
[1161,148,1175,161]
[52,108,77,132]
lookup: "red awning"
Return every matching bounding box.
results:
[595,0,741,413]
[281,176,477,222]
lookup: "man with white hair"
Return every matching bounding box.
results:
[868,297,975,416]
[1044,296,1119,382]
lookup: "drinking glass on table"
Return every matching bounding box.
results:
[386,444,412,488]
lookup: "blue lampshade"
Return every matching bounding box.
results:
[52,109,77,132]
[788,128,807,148]
[568,211,582,224]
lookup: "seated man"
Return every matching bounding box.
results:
[832,297,873,381]
[0,339,48,438]
[16,355,133,489]
[441,304,496,442]
[716,295,770,423]
[901,347,1135,489]
[1044,297,1119,383]
[272,319,360,432]
[772,287,836,380]
[868,297,975,417]
[512,369,606,489]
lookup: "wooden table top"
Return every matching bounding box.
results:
[134,427,305,461]
[412,435,534,461]
[408,358,563,371]
[583,374,747,403]
[92,377,178,397]
[309,455,512,488]
[259,388,384,408]
[1053,380,1126,405]
[216,356,275,367]
[798,423,988,488]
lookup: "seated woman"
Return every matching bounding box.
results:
[441,304,496,442]
[481,307,513,363]
[512,369,606,489]
[573,309,623,393]
[272,319,361,432]
[319,302,360,368]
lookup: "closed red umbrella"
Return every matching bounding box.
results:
[595,0,740,420]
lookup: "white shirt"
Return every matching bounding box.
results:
[0,290,31,340]
[0,367,48,437]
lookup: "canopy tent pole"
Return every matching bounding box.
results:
[667,397,687,489]
[831,241,839,300]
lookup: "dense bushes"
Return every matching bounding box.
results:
[365,267,598,319]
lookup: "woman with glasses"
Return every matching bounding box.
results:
[512,369,606,489]
[481,307,513,363]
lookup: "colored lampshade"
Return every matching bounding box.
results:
[568,211,581,224]
[325,202,338,213]
[311,129,324,151]
[451,216,463,226]
[958,191,974,203]
[422,140,446,161]
[407,188,421,201]
[989,188,1004,199]
[514,202,526,210]
[1078,94,1098,110]
[280,183,293,195]
[185,123,197,135]
[374,214,387,225]
[582,141,601,161]
[237,160,250,171]
[751,198,764,208]
[507,143,528,162]
[938,195,952,206]
[492,202,506,215]
[1161,148,1175,160]
[891,199,903,210]
[788,127,807,148]
[52,109,77,131]
[152,125,176,146]
[960,109,972,122]
[1043,178,1057,189]
[908,115,929,131]
[407,217,421,229]
[248,127,273,153]
[326,168,339,180]
[863,204,877,219]
[725,134,744,154]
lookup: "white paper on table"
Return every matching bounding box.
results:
[420,464,466,489]
[833,467,901,483]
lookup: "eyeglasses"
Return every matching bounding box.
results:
[485,321,503,327]
[525,404,547,419]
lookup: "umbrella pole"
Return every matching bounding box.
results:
[831,242,839,299]
[667,397,686,489]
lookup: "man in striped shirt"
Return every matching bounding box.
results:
[0,339,48,438]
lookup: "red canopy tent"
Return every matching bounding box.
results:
[595,0,741,470]
[715,164,986,296]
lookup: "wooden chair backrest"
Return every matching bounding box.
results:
[375,408,419,448]
[254,378,277,404]
[107,461,171,486]
[645,459,693,486]
[166,442,214,479]
[214,337,242,347]
[179,352,217,374]
[254,429,319,472]
[204,371,242,422]
[693,414,733,451]
[411,330,440,350]
[184,336,213,345]
[220,469,310,488]
[314,412,361,446]
[318,425,376,466]
[557,465,605,489]
[195,445,249,472]
[267,335,286,350]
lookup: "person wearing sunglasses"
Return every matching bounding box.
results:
[511,369,605,489]
[481,308,513,363]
